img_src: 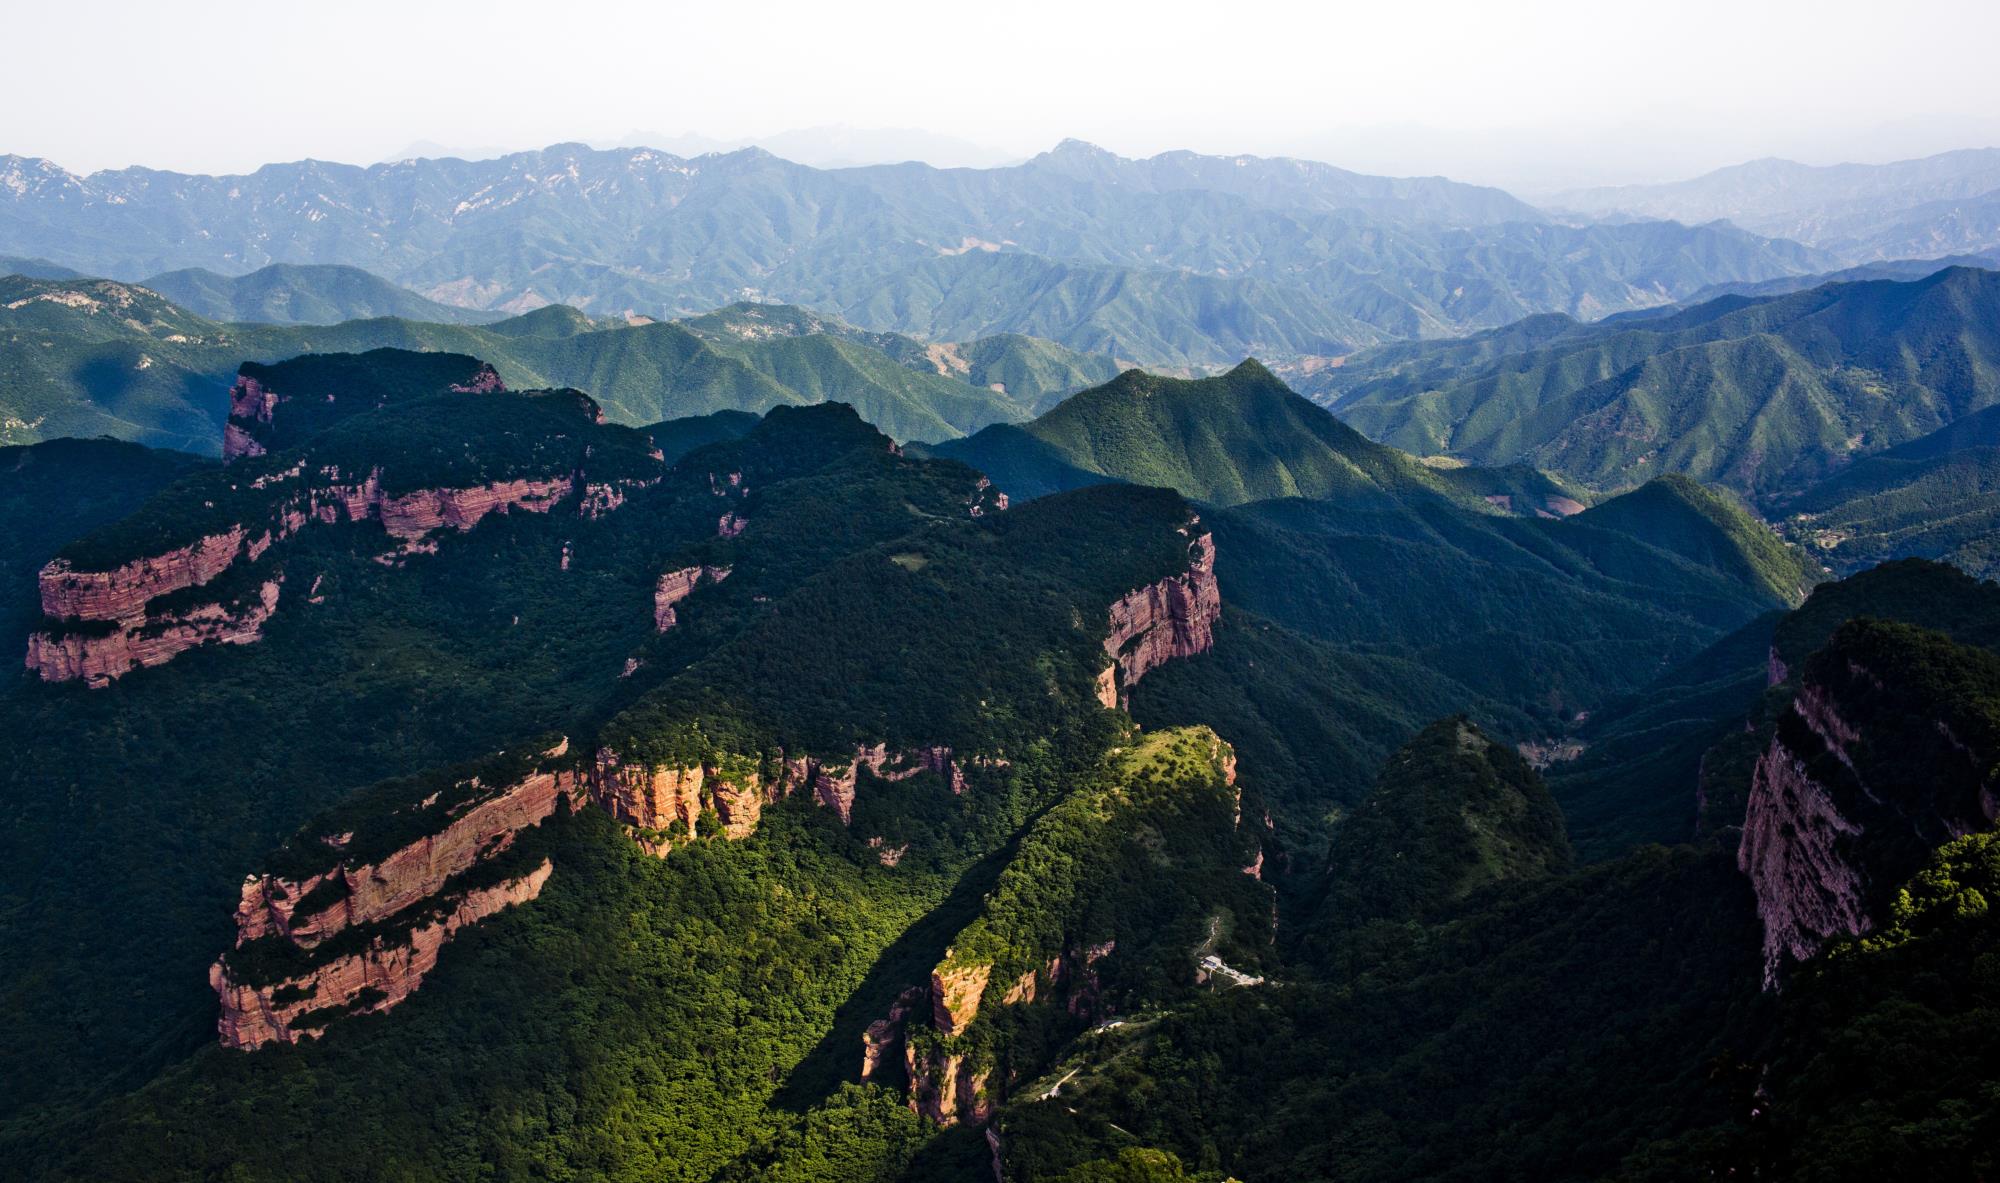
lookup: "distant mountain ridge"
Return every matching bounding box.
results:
[0,142,1826,369]
[138,263,509,325]
[1321,266,2000,503]
[0,275,1113,451]
[1549,148,2000,262]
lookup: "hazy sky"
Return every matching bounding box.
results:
[8,0,1999,190]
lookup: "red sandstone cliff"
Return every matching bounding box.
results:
[587,740,976,852]
[232,762,581,950]
[1098,529,1220,709]
[654,565,733,631]
[28,458,651,685]
[1739,633,2000,987]
[214,742,579,1049]
[898,938,1117,1126]
[26,576,282,689]
[213,860,551,1050]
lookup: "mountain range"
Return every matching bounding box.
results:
[0,273,1116,450]
[2,341,1992,1180]
[1549,147,2000,262]
[7,124,2000,1183]
[1318,265,2000,506]
[0,142,1829,369]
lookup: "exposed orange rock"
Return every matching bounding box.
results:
[931,962,992,1036]
[26,577,282,688]
[588,748,775,851]
[587,739,978,854]
[222,375,279,461]
[448,364,505,394]
[861,985,927,1081]
[39,529,249,622]
[212,860,551,1050]
[26,461,639,685]
[372,476,575,540]
[654,564,732,631]
[810,759,859,824]
[1099,530,1220,708]
[906,1045,993,1126]
[233,764,581,949]
[867,837,910,866]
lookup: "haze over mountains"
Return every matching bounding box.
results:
[8,113,2000,1182]
[1551,148,2000,262]
[1,140,1833,371]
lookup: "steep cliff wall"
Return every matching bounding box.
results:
[213,860,551,1050]
[28,453,652,686]
[231,763,580,949]
[1739,620,2000,987]
[654,564,732,631]
[1099,529,1220,708]
[26,575,282,688]
[213,743,580,1049]
[587,740,975,852]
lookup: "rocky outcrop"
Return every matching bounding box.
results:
[212,860,551,1050]
[930,963,992,1037]
[906,1044,993,1126]
[448,364,505,394]
[1099,529,1220,708]
[861,985,927,1082]
[579,482,628,519]
[223,375,280,460]
[39,529,249,622]
[967,476,1009,518]
[588,740,975,850]
[231,762,581,949]
[901,938,1117,1126]
[588,749,771,850]
[26,576,282,688]
[654,565,732,631]
[26,456,655,685]
[214,742,579,1049]
[1739,625,2000,987]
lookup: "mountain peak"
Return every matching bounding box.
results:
[1047,138,1116,158]
[1222,357,1278,383]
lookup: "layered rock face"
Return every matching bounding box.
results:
[26,459,646,685]
[861,985,927,1082]
[223,375,279,461]
[588,740,974,851]
[1739,624,2000,987]
[906,1045,994,1127]
[1098,529,1220,708]
[26,576,282,688]
[212,860,552,1050]
[213,747,580,1049]
[231,764,581,950]
[931,963,993,1036]
[38,529,249,623]
[653,565,732,631]
[893,728,1246,1126]
[588,749,771,851]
